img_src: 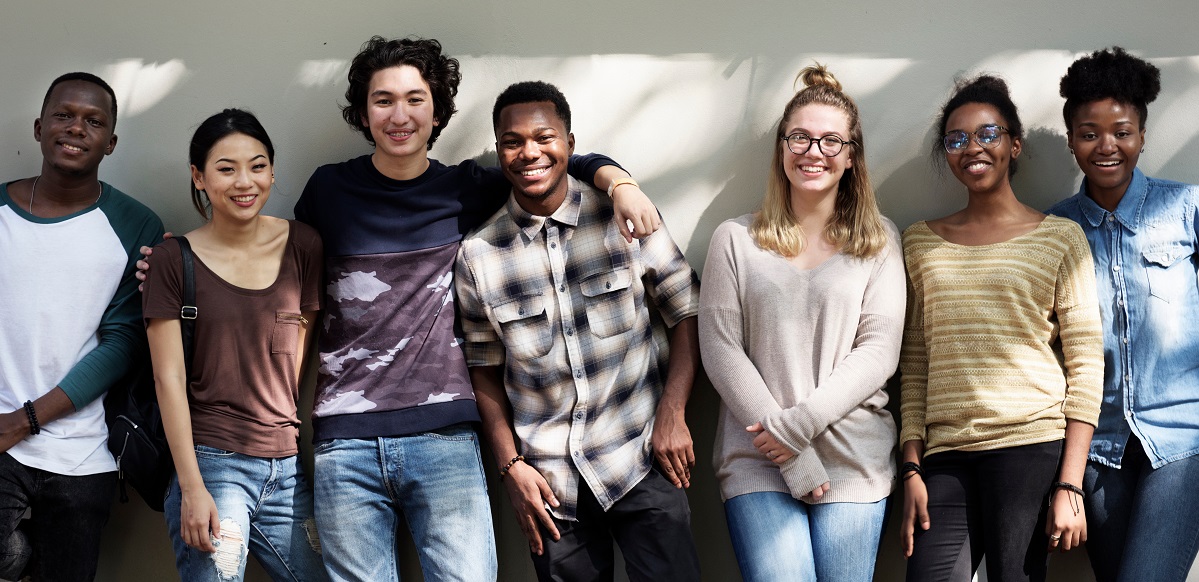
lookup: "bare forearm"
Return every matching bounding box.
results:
[1058,419,1093,486]
[660,317,698,412]
[469,366,522,466]
[0,387,76,453]
[903,439,925,464]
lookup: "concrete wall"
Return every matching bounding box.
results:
[3,0,1197,580]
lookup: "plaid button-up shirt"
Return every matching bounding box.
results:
[455,177,699,520]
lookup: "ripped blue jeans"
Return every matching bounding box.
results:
[165,445,328,581]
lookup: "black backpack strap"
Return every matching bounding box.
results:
[174,236,198,375]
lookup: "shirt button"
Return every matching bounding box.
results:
[566,327,574,336]
[518,308,525,315]
[550,242,557,249]
[574,450,582,458]
[1117,299,1124,306]
[575,370,583,379]
[1107,215,1115,222]
[1123,337,1129,344]
[559,285,565,292]
[575,411,584,420]
[1112,265,1121,272]
[606,282,612,289]
[1124,374,1131,382]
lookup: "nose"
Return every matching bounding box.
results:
[519,140,541,160]
[233,168,253,188]
[390,103,411,125]
[1096,133,1118,154]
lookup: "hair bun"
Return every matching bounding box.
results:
[797,63,841,92]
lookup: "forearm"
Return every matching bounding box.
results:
[469,366,522,466]
[903,438,925,464]
[0,388,76,453]
[147,319,203,491]
[591,164,632,193]
[659,317,698,412]
[1057,419,1093,486]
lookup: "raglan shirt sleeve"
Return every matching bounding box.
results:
[1054,222,1104,426]
[762,225,905,453]
[57,201,166,409]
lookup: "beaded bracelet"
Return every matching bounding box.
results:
[23,400,40,435]
[901,461,923,481]
[498,455,525,480]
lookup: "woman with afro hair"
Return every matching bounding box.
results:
[1047,47,1199,582]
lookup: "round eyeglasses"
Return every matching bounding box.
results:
[943,124,1008,154]
[781,133,856,157]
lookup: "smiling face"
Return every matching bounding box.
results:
[34,80,117,178]
[781,103,853,202]
[191,133,273,222]
[363,65,438,165]
[943,102,1021,195]
[1067,97,1144,204]
[495,101,575,216]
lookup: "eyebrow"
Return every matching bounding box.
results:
[370,88,429,98]
[214,154,268,164]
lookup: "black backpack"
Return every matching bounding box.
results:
[105,236,197,511]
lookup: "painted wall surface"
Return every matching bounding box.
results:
[2,0,1197,580]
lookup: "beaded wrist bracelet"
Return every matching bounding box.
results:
[23,400,40,435]
[499,455,525,480]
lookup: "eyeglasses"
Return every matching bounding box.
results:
[943,125,1008,154]
[781,133,856,157]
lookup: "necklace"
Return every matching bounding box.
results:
[28,176,102,214]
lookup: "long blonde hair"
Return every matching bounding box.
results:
[750,64,888,259]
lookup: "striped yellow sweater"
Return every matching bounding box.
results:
[899,216,1103,457]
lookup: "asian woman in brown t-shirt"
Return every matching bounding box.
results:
[142,109,327,581]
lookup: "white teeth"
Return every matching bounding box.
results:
[521,168,549,176]
[62,144,83,153]
[800,165,824,173]
[1095,161,1121,167]
[231,195,255,203]
[966,162,989,172]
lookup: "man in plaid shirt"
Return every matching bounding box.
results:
[455,81,702,581]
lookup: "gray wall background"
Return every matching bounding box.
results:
[3,0,1197,580]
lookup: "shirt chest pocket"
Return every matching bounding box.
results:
[580,268,636,338]
[1143,243,1197,303]
[493,294,552,359]
[271,312,305,355]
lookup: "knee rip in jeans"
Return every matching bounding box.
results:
[303,517,322,555]
[212,518,247,579]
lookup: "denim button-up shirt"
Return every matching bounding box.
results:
[1048,169,1199,469]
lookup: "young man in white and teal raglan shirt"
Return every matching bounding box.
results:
[0,72,164,581]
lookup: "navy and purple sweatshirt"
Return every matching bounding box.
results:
[294,153,616,441]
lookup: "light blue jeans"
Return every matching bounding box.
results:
[724,491,887,582]
[312,424,497,582]
[164,446,328,582]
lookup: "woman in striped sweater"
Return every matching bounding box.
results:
[899,75,1104,582]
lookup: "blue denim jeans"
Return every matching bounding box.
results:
[0,453,114,582]
[312,424,496,582]
[724,491,887,582]
[164,446,328,582]
[1084,437,1199,582]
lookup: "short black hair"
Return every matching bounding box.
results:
[42,72,118,128]
[492,81,571,133]
[933,74,1024,176]
[341,36,461,150]
[1060,47,1160,129]
[188,108,275,219]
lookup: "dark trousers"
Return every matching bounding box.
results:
[531,466,701,582]
[0,453,115,582]
[906,441,1062,582]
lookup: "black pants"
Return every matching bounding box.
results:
[531,466,701,582]
[906,441,1062,582]
[0,453,115,582]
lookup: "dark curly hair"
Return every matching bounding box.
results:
[491,81,571,133]
[341,36,461,150]
[1060,46,1160,129]
[932,74,1024,176]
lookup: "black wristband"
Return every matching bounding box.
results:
[901,461,923,481]
[1052,481,1085,498]
[23,400,40,435]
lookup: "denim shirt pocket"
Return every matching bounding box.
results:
[493,294,552,359]
[1143,243,1195,303]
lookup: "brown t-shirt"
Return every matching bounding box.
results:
[142,221,323,458]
